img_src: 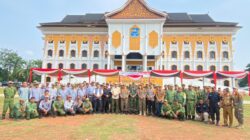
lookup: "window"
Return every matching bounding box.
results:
[210,51,216,59]
[48,40,54,44]
[197,51,203,59]
[94,50,99,58]
[70,50,76,58]
[82,50,87,57]
[82,41,88,44]
[223,65,229,71]
[47,63,52,69]
[105,64,108,70]
[184,65,190,71]
[224,80,230,87]
[171,65,177,70]
[93,64,99,69]
[71,40,76,44]
[105,51,108,58]
[222,41,228,45]
[171,51,177,59]
[197,65,203,71]
[46,77,51,82]
[223,51,229,59]
[184,51,190,59]
[171,41,177,45]
[60,40,65,44]
[94,41,99,44]
[81,64,87,69]
[210,65,216,71]
[184,41,189,45]
[47,50,53,57]
[209,41,215,45]
[59,50,64,57]
[197,41,202,45]
[58,63,63,69]
[70,63,75,69]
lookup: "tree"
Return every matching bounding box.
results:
[0,48,42,82]
[239,63,250,87]
[0,48,25,81]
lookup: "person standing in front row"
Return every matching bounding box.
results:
[138,85,147,116]
[221,88,234,128]
[2,81,16,119]
[129,83,138,114]
[233,88,244,129]
[146,85,155,116]
[102,84,112,113]
[155,86,165,116]
[94,84,103,113]
[120,84,129,113]
[111,83,120,113]
[208,87,221,126]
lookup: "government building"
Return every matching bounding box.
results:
[38,0,240,85]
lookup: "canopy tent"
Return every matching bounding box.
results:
[91,70,120,77]
[181,71,216,87]
[60,69,91,83]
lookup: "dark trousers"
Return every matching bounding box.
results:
[38,109,52,118]
[103,98,111,113]
[112,99,119,113]
[147,100,154,115]
[94,99,102,113]
[210,106,220,123]
[155,101,163,116]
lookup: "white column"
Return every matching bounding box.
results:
[122,55,126,72]
[160,57,163,70]
[107,55,111,69]
[41,74,46,84]
[143,55,148,72]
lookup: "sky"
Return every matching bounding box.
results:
[0,0,249,70]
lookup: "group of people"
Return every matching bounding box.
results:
[1,80,244,129]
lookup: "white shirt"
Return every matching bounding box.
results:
[111,87,120,99]
[64,100,74,110]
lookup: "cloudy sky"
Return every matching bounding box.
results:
[0,0,249,70]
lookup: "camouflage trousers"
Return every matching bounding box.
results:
[234,107,244,125]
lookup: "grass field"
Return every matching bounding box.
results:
[1,88,250,139]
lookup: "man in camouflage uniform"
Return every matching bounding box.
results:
[233,88,244,129]
[161,100,174,119]
[129,83,138,114]
[186,85,197,120]
[26,97,39,120]
[82,98,93,114]
[165,85,176,105]
[2,81,17,119]
[172,100,185,121]
[221,88,234,127]
[174,87,186,106]
[53,95,66,116]
[12,99,26,119]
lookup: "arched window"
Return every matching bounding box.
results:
[47,50,53,57]
[210,51,216,59]
[81,63,87,69]
[171,65,177,70]
[58,63,63,69]
[223,65,229,71]
[171,51,177,59]
[94,50,99,58]
[184,65,190,71]
[70,50,76,58]
[223,51,229,59]
[59,50,64,57]
[197,51,203,59]
[197,65,203,71]
[210,65,216,71]
[47,63,52,69]
[105,51,108,58]
[70,63,75,69]
[224,80,230,87]
[184,51,190,59]
[82,50,87,57]
[46,77,51,82]
[93,64,99,69]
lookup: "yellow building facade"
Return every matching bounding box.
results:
[39,0,240,85]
